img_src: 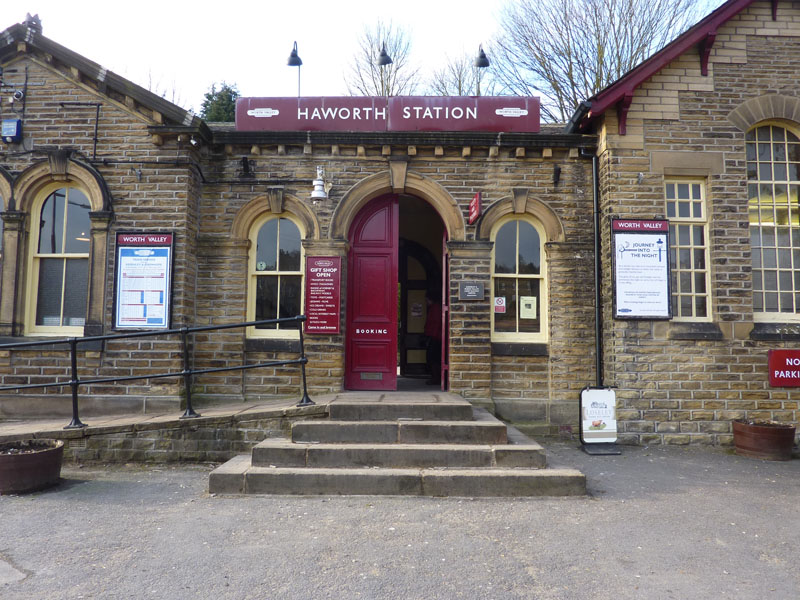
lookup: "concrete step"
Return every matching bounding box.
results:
[209,457,585,497]
[291,420,508,445]
[251,439,547,469]
[328,400,474,422]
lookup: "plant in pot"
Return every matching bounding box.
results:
[732,418,796,461]
[0,439,65,495]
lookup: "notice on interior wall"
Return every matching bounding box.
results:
[114,232,174,329]
[612,219,671,319]
[305,256,341,334]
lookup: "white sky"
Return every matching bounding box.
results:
[17,0,503,112]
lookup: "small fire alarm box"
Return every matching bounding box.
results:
[2,119,22,143]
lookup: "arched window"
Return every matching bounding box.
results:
[491,216,547,342]
[247,215,304,338]
[747,123,800,320]
[27,185,91,334]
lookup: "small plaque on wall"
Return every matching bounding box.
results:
[459,282,484,301]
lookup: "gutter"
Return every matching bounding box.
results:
[581,148,603,387]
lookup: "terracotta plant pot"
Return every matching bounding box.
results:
[732,420,796,461]
[0,439,64,495]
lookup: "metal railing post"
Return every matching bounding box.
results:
[296,316,314,407]
[64,337,87,429]
[180,327,200,419]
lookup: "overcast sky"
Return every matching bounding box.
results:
[16,1,502,112]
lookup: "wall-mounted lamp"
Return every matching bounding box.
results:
[311,165,327,200]
[240,156,253,178]
[287,41,302,97]
[553,165,561,186]
[474,45,490,97]
[376,44,393,97]
[637,172,644,184]
[377,44,393,66]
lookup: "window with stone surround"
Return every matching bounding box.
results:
[490,215,547,342]
[26,185,91,335]
[665,180,711,321]
[247,214,304,338]
[747,123,800,320]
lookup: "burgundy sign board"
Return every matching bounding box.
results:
[468,192,482,225]
[768,349,800,386]
[236,96,540,133]
[611,219,670,232]
[305,256,341,334]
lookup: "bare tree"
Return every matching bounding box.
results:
[429,53,496,96]
[491,0,706,122]
[345,21,421,96]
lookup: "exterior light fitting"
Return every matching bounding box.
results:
[311,165,327,199]
[474,45,490,68]
[288,41,302,97]
[377,44,393,66]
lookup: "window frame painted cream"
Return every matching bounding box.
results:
[25,183,91,336]
[746,122,800,322]
[664,178,712,322]
[490,214,548,343]
[246,213,305,339]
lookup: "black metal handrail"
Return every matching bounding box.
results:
[0,315,314,429]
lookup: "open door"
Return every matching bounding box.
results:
[345,195,398,390]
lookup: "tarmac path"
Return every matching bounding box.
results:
[1,442,798,599]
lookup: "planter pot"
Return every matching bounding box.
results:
[0,439,64,495]
[732,420,796,461]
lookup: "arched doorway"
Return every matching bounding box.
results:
[345,194,446,391]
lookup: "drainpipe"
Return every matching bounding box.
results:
[582,149,603,387]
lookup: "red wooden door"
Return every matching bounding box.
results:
[345,195,399,390]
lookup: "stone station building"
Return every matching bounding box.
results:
[0,0,799,446]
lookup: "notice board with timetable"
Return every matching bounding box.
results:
[113,232,174,329]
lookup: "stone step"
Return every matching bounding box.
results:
[251,439,547,469]
[328,400,474,422]
[209,457,585,497]
[291,420,508,445]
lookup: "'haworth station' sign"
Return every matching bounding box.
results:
[236,96,540,133]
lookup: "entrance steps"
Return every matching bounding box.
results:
[209,394,585,497]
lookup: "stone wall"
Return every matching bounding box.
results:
[597,2,800,444]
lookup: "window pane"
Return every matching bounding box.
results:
[255,219,278,271]
[766,292,778,311]
[38,189,65,254]
[517,221,540,275]
[62,258,88,326]
[255,275,278,327]
[493,278,516,333]
[494,222,516,274]
[278,219,301,271]
[695,296,707,318]
[35,258,64,326]
[694,272,706,294]
[64,189,91,254]
[780,292,794,312]
[278,275,302,325]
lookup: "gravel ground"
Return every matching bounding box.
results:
[1,441,799,600]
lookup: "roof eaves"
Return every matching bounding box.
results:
[571,0,757,132]
[0,22,199,128]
